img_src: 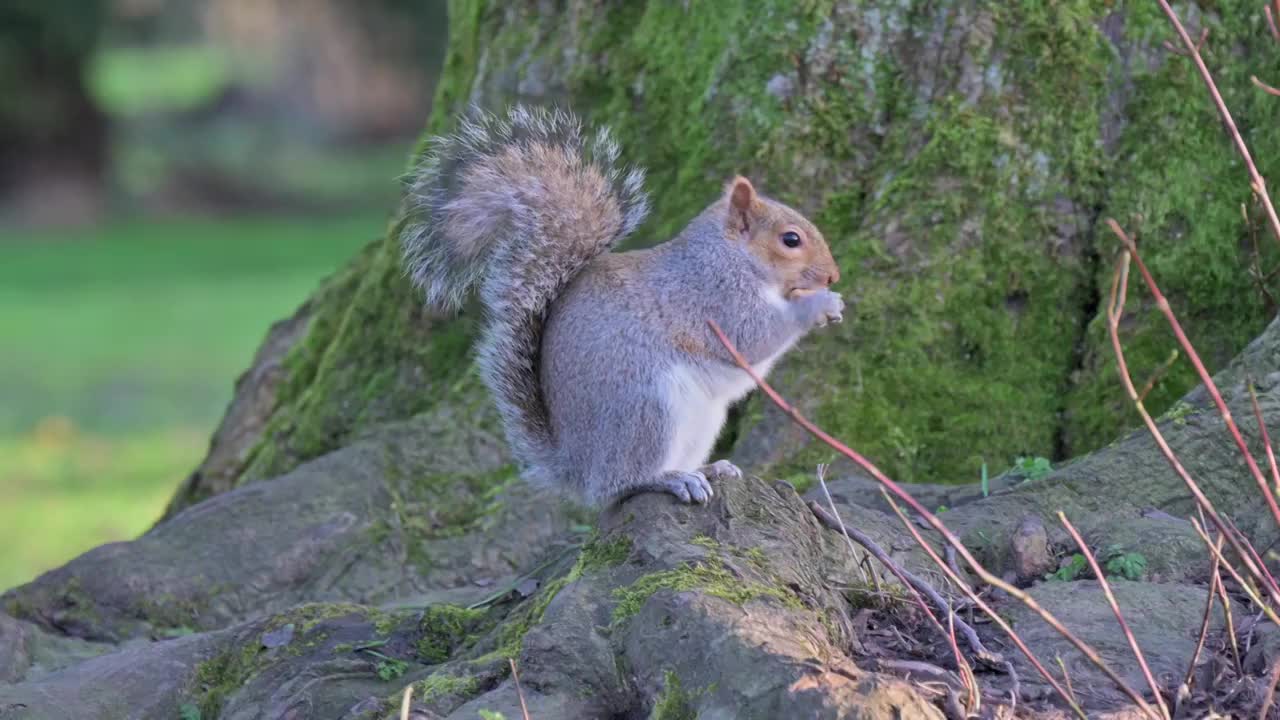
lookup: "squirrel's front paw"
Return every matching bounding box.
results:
[804,289,844,327]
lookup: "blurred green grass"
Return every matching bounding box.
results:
[0,213,383,591]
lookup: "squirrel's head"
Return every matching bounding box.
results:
[722,176,840,298]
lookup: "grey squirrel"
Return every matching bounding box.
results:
[401,105,843,507]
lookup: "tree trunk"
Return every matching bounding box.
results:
[4,2,1280,718]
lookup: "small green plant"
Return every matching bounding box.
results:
[375,657,409,681]
[1104,551,1147,581]
[178,704,202,720]
[935,505,949,514]
[1048,554,1088,582]
[478,711,507,720]
[1014,456,1053,481]
[354,646,408,681]
[980,461,989,497]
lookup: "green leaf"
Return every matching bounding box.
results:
[1048,553,1087,582]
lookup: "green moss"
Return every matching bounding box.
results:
[650,670,698,720]
[569,534,633,579]
[263,602,396,635]
[417,604,485,663]
[189,643,262,718]
[415,670,481,702]
[1159,400,1200,426]
[373,463,519,570]
[612,554,802,624]
[470,574,570,665]
[237,232,479,484]
[1060,0,1280,453]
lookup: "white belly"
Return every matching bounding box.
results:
[659,351,788,472]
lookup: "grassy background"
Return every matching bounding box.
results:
[0,213,382,591]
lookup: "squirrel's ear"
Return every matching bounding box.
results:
[727,176,757,212]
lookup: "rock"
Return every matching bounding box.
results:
[995,580,1239,711]
[1010,515,1053,582]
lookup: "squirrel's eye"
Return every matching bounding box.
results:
[781,231,802,248]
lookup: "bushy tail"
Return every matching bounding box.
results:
[399,105,650,481]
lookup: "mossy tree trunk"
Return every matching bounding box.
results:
[4,2,1280,718]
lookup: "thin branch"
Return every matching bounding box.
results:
[1138,349,1180,403]
[400,684,413,720]
[1058,512,1171,720]
[881,491,1084,718]
[1190,517,1280,630]
[1158,0,1280,247]
[709,317,1156,719]
[1253,75,1280,97]
[809,491,978,711]
[815,463,879,592]
[810,501,997,667]
[1104,224,1280,607]
[1250,383,1280,496]
[1182,535,1223,691]
[1267,2,1280,43]
[509,658,531,720]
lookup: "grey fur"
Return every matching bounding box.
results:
[542,206,841,505]
[401,105,840,507]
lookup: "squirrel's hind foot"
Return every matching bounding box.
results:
[699,459,743,482]
[642,470,714,504]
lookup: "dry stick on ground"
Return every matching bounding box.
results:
[815,464,879,591]
[1103,229,1280,607]
[509,658,532,720]
[809,501,997,668]
[1190,517,1280,630]
[399,685,413,720]
[1058,512,1172,720]
[1217,565,1245,675]
[808,496,980,712]
[1158,0,1280,247]
[708,320,1159,720]
[1181,535,1224,693]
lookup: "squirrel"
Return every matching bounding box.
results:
[400,105,843,507]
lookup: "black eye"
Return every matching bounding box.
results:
[781,231,802,248]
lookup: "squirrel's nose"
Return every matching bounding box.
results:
[826,268,840,286]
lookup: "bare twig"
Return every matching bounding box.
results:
[1243,203,1279,314]
[881,491,1087,718]
[400,684,413,720]
[1119,221,1280,534]
[948,607,980,714]
[1250,383,1280,496]
[1104,225,1280,607]
[1059,512,1171,719]
[809,498,979,713]
[1254,75,1280,97]
[1138,349,1180,403]
[1158,0,1280,247]
[1191,517,1280,630]
[510,658,531,720]
[1268,1,1280,42]
[1182,535,1223,691]
[815,463,878,592]
[1056,656,1080,709]
[810,501,997,667]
